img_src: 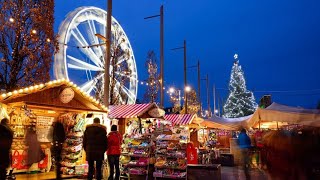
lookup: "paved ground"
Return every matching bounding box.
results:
[14,166,270,180]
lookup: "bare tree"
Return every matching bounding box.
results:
[0,0,58,91]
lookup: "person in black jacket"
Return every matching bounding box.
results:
[52,121,66,180]
[0,118,13,180]
[83,118,107,180]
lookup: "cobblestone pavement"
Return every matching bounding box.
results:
[14,166,270,180]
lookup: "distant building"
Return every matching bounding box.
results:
[259,95,272,108]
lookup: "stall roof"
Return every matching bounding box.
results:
[164,114,196,125]
[201,115,252,130]
[246,102,320,128]
[108,103,158,119]
[0,79,108,112]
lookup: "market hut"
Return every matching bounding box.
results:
[108,103,165,135]
[0,79,108,175]
[245,102,320,129]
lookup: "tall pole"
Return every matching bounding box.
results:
[206,74,210,116]
[144,6,164,107]
[213,84,216,116]
[197,60,201,115]
[104,0,112,107]
[160,5,164,107]
[171,40,187,113]
[184,40,187,114]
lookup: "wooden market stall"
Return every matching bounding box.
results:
[0,79,108,175]
[108,103,165,180]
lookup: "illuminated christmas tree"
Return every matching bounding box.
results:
[0,0,58,91]
[143,50,159,103]
[223,54,257,118]
[180,89,200,114]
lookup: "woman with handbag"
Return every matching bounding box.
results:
[107,125,122,180]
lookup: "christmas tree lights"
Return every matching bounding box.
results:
[223,54,257,118]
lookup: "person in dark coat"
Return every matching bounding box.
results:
[83,118,107,180]
[52,121,66,180]
[107,125,122,180]
[0,118,13,180]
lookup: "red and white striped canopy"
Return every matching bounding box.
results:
[108,103,157,119]
[164,114,196,125]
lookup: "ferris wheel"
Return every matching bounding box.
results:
[54,6,138,105]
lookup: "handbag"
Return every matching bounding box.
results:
[102,159,110,178]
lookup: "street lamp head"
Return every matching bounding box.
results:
[185,86,191,92]
[169,87,175,93]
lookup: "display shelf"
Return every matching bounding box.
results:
[156,138,180,141]
[154,166,187,170]
[121,134,153,180]
[122,153,149,158]
[154,134,187,180]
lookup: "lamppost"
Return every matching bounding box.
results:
[144,5,164,107]
[201,74,211,117]
[185,85,191,114]
[171,40,187,113]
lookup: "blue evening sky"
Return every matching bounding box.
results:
[54,0,320,109]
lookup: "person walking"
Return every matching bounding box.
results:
[52,121,66,180]
[0,118,13,180]
[238,128,252,180]
[83,118,108,180]
[107,125,122,180]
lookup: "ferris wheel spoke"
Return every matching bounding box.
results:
[67,55,104,71]
[114,71,137,81]
[71,28,103,67]
[85,12,104,60]
[80,73,104,93]
[114,80,135,102]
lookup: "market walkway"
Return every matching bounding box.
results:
[14,166,270,180]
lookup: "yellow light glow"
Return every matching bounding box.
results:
[57,79,61,83]
[24,88,29,92]
[1,94,6,98]
[19,89,23,93]
[47,110,56,114]
[32,29,37,34]
[48,82,53,85]
[29,86,34,90]
[34,85,39,89]
[39,84,44,88]
[52,80,57,83]
[9,18,14,22]
[13,90,18,94]
[46,38,51,42]
[7,92,12,96]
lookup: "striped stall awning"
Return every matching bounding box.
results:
[164,114,196,125]
[108,103,156,119]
